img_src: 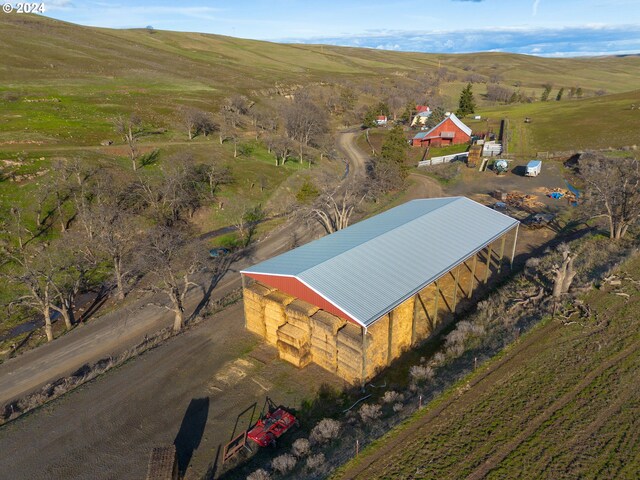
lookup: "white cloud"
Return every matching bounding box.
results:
[284,24,640,57]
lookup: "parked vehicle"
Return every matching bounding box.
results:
[525,160,542,177]
[209,247,230,258]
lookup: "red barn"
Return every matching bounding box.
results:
[412,113,472,147]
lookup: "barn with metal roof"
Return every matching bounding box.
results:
[241,197,519,384]
[411,113,472,147]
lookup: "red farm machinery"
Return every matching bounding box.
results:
[223,398,298,464]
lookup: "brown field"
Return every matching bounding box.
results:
[334,255,640,480]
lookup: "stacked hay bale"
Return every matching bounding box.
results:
[414,283,438,340]
[367,313,389,370]
[277,323,311,368]
[285,300,318,335]
[263,291,296,345]
[388,297,415,360]
[336,320,388,384]
[336,323,366,384]
[243,282,275,337]
[309,310,345,373]
[275,300,319,368]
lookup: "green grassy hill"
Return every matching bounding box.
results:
[2,14,640,150]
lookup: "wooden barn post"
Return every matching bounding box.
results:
[484,244,493,283]
[452,264,461,311]
[387,311,394,366]
[498,236,506,273]
[510,224,520,270]
[469,255,478,296]
[411,293,419,345]
[361,327,368,386]
[432,280,440,325]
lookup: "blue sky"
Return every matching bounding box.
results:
[32,0,640,56]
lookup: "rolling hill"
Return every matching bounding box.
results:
[1,14,640,149]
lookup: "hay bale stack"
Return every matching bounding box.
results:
[367,313,389,370]
[285,299,319,334]
[243,282,274,337]
[277,323,312,368]
[337,323,364,384]
[277,323,309,349]
[277,341,312,368]
[388,297,414,360]
[415,283,437,341]
[263,291,296,345]
[309,310,346,374]
[310,310,345,342]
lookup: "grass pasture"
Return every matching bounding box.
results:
[466,89,640,156]
[334,254,640,480]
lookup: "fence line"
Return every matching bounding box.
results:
[418,151,468,167]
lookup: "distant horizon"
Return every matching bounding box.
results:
[16,0,640,58]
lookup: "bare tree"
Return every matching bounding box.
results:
[179,106,200,140]
[144,227,203,332]
[230,202,265,246]
[133,155,202,226]
[579,153,640,239]
[551,245,578,298]
[50,160,73,233]
[271,136,295,166]
[283,97,328,164]
[309,181,366,234]
[1,211,56,341]
[178,107,216,140]
[48,238,96,329]
[79,178,140,301]
[113,114,143,171]
[194,161,233,200]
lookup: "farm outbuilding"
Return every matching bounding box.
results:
[412,113,472,147]
[241,197,519,384]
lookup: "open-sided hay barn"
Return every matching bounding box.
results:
[241,197,519,384]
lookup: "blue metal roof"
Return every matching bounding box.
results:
[242,197,519,328]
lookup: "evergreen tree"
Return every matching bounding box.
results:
[424,106,446,129]
[362,109,377,128]
[380,125,409,178]
[540,83,553,101]
[456,83,476,117]
[576,87,583,98]
[556,87,564,101]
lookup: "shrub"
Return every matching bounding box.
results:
[247,468,271,480]
[382,390,404,404]
[306,453,326,471]
[310,418,341,444]
[431,352,446,366]
[271,453,297,475]
[215,232,242,250]
[393,402,404,413]
[410,364,435,384]
[359,403,382,422]
[291,438,311,458]
[426,162,461,184]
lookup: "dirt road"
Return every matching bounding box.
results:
[0,302,343,480]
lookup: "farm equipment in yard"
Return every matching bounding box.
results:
[222,398,298,464]
[247,404,298,447]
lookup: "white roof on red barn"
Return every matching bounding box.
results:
[242,197,518,329]
[413,113,472,140]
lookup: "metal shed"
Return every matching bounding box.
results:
[241,197,519,383]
